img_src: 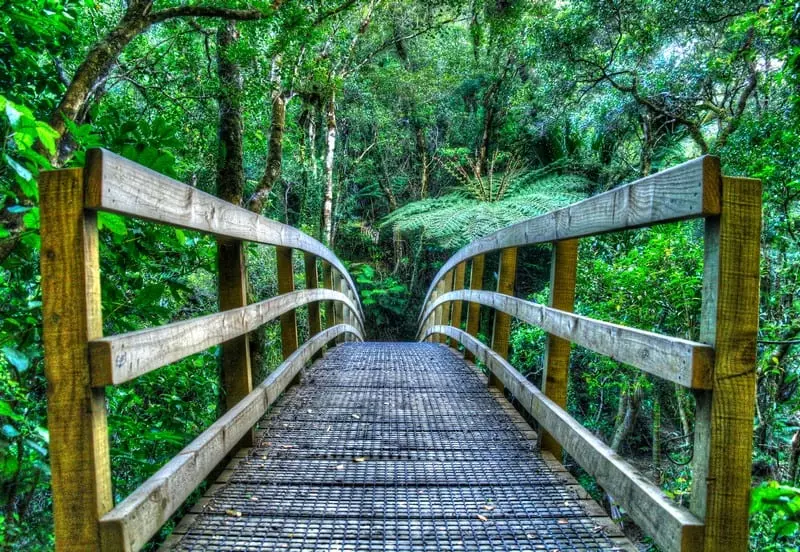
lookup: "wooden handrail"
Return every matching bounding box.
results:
[39,153,366,551]
[90,289,361,386]
[98,324,362,551]
[419,290,714,389]
[85,148,364,322]
[416,160,761,552]
[422,325,705,552]
[418,155,721,324]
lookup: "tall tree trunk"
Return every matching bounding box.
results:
[249,92,287,214]
[477,102,495,177]
[322,94,337,245]
[216,22,244,204]
[414,126,429,198]
[46,0,264,164]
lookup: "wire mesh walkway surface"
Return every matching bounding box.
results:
[164,342,636,551]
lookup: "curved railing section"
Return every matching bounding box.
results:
[38,149,365,551]
[416,157,762,552]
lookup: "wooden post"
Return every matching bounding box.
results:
[40,168,113,550]
[332,270,344,343]
[322,261,334,330]
[464,254,486,362]
[304,253,323,357]
[276,247,298,359]
[691,176,761,552]
[437,270,454,344]
[218,238,254,447]
[489,248,518,388]
[450,262,467,331]
[540,239,579,458]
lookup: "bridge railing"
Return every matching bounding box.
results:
[417,156,761,552]
[39,148,365,551]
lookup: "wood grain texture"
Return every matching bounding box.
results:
[424,325,705,552]
[692,177,761,552]
[422,290,714,389]
[449,262,467,331]
[322,262,334,330]
[463,255,485,362]
[419,155,721,321]
[99,324,363,552]
[39,168,113,550]
[217,239,253,447]
[541,240,578,457]
[84,148,363,322]
[276,247,299,359]
[490,248,517,359]
[304,253,323,357]
[90,289,359,386]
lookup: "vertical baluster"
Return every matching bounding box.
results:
[304,253,322,358]
[692,176,761,551]
[322,261,334,330]
[276,247,298,359]
[464,255,486,362]
[218,236,254,448]
[489,248,518,389]
[540,239,578,459]
[450,262,467,332]
[40,168,113,550]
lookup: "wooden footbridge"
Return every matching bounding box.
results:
[39,151,760,551]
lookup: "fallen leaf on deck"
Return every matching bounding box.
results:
[481,505,495,511]
[476,514,488,522]
[225,509,242,517]
[335,464,345,470]
[353,457,367,462]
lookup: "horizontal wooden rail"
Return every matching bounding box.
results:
[420,290,714,389]
[423,325,704,552]
[84,148,363,321]
[418,155,721,323]
[98,323,362,551]
[90,289,362,386]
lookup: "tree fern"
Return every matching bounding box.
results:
[383,174,591,249]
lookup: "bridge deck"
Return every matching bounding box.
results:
[164,342,635,551]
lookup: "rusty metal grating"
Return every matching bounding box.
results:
[169,342,627,551]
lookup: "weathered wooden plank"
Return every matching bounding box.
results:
[40,168,113,550]
[463,254,485,362]
[304,253,322,337]
[84,148,363,322]
[90,289,359,386]
[99,324,362,552]
[217,238,253,447]
[423,290,714,389]
[488,248,517,389]
[541,239,578,457]
[691,177,761,552]
[322,261,334,330]
[420,155,721,320]
[424,325,705,552]
[449,262,467,331]
[276,247,299,359]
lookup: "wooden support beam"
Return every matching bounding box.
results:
[39,168,113,550]
[98,324,362,552]
[450,262,467,331]
[322,262,334,330]
[691,176,761,552]
[541,239,578,458]
[489,247,517,388]
[304,253,323,357]
[423,289,713,390]
[217,238,253,447]
[436,271,454,344]
[420,155,722,315]
[425,325,705,552]
[89,289,357,386]
[276,247,299,359]
[332,271,344,343]
[464,254,485,362]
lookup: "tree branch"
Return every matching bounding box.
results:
[148,6,266,25]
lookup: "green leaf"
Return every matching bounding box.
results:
[35,123,59,155]
[22,206,39,229]
[3,155,32,182]
[5,102,22,127]
[98,212,127,236]
[1,424,20,439]
[0,227,10,239]
[2,347,29,372]
[134,284,164,307]
[0,401,19,420]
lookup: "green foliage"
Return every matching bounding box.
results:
[750,481,800,551]
[351,263,409,338]
[383,174,590,249]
